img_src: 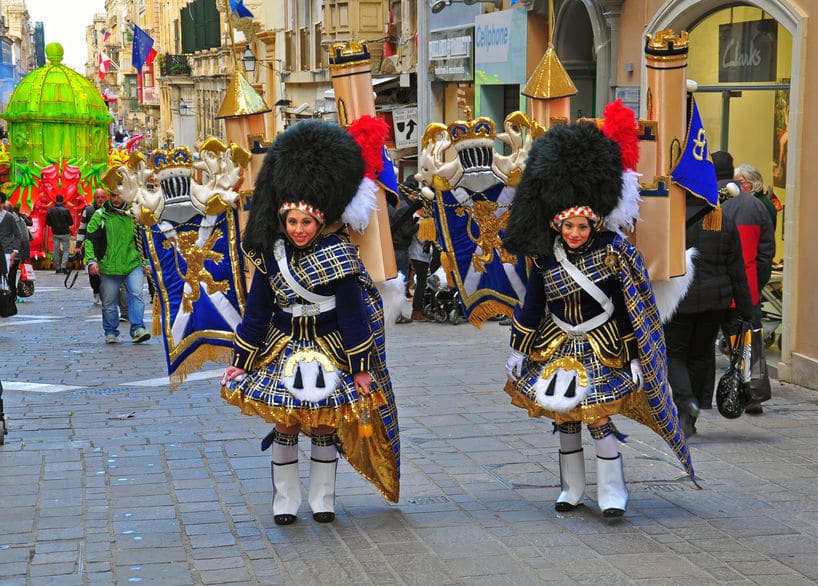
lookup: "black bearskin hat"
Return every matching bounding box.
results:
[242,120,365,255]
[502,122,624,258]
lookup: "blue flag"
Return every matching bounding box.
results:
[377,146,399,207]
[230,0,254,18]
[671,98,719,206]
[131,24,157,73]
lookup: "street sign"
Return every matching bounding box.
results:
[392,106,418,150]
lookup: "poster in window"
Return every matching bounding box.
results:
[718,20,777,83]
[772,81,789,189]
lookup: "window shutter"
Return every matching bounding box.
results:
[181,3,195,54]
[203,0,221,50]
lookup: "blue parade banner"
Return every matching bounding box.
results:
[142,209,246,386]
[431,182,528,324]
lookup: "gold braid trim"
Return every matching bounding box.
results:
[220,385,387,426]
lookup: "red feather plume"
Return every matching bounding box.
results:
[347,115,389,180]
[601,99,639,171]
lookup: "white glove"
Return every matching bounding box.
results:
[505,350,526,381]
[630,358,644,390]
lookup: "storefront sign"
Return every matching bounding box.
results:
[429,27,473,82]
[392,106,419,150]
[474,9,526,84]
[718,20,777,83]
[474,11,513,64]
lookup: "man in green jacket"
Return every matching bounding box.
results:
[84,188,151,344]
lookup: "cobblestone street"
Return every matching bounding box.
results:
[2,271,818,585]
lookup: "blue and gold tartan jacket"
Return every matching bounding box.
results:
[510,231,638,367]
[232,233,375,374]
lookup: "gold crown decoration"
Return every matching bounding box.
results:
[645,29,689,55]
[447,108,496,146]
[149,146,194,174]
[328,41,370,66]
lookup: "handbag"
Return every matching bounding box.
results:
[716,320,750,419]
[17,262,35,298]
[746,327,772,402]
[0,275,17,318]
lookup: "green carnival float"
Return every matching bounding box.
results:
[0,42,112,261]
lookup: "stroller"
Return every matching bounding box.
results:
[423,267,467,324]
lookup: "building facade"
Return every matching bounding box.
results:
[78,0,818,390]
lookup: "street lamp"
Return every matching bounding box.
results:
[242,46,256,73]
[179,98,189,116]
[431,0,501,11]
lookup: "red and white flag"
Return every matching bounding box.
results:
[98,51,111,79]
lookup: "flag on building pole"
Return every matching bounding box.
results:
[229,0,254,18]
[102,30,111,43]
[132,24,157,73]
[98,51,111,79]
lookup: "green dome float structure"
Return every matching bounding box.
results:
[0,42,113,263]
[1,43,112,165]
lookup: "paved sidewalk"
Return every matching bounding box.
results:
[2,270,818,585]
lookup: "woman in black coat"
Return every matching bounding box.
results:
[665,193,754,436]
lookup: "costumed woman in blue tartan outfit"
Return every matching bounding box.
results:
[502,112,695,518]
[221,120,399,526]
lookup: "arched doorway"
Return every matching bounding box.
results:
[648,1,806,385]
[555,0,601,119]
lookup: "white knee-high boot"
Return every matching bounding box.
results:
[592,424,628,518]
[596,455,627,517]
[271,433,301,525]
[308,435,338,523]
[556,449,586,511]
[555,423,585,511]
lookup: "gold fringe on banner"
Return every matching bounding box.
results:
[169,345,234,391]
[417,217,437,242]
[702,207,722,231]
[468,300,514,328]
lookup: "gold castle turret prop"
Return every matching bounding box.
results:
[522,0,577,128]
[216,70,272,198]
[632,30,690,280]
[328,41,397,282]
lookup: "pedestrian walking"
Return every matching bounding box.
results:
[45,194,73,273]
[722,162,775,414]
[83,185,151,344]
[664,193,754,436]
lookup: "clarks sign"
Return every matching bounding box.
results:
[719,19,777,83]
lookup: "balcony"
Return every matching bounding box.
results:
[159,54,191,77]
